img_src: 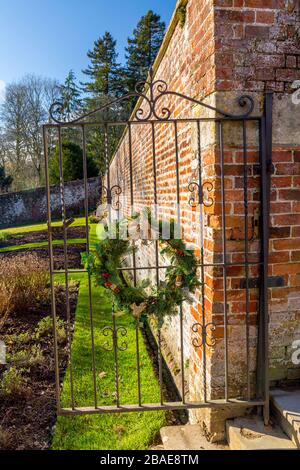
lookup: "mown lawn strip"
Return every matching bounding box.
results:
[52,274,167,450]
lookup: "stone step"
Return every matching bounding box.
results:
[160,425,228,451]
[271,389,300,449]
[226,416,297,450]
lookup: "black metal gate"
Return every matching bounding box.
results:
[43,71,272,423]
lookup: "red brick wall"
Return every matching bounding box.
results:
[108,0,218,408]
[214,0,300,93]
[211,0,300,388]
[106,0,300,438]
[269,147,300,382]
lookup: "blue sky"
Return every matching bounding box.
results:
[0,0,175,99]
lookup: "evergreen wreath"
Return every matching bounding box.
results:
[82,213,201,329]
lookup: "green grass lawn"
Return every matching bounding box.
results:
[0,217,86,236]
[0,238,87,253]
[52,274,167,450]
[0,218,100,253]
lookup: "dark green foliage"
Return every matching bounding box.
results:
[82,214,200,329]
[0,166,13,193]
[82,32,127,172]
[85,125,123,177]
[49,141,98,185]
[125,10,165,93]
[82,32,124,103]
[80,13,165,172]
[58,70,82,121]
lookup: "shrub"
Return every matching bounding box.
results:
[11,332,31,346]
[7,349,29,365]
[28,345,44,365]
[0,367,26,397]
[35,316,66,344]
[0,254,49,327]
[7,345,44,366]
[35,316,52,338]
[49,140,98,184]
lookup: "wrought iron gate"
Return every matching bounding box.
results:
[43,71,272,423]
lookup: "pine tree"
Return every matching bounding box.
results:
[82,32,124,105]
[81,32,126,175]
[58,70,82,121]
[126,10,165,92]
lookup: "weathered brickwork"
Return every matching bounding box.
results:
[214,0,300,93]
[106,0,300,441]
[269,148,300,382]
[0,177,101,228]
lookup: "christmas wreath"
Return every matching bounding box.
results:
[82,213,201,328]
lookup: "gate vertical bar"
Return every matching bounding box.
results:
[128,123,142,406]
[151,121,164,405]
[174,121,185,404]
[43,125,61,414]
[105,124,111,223]
[58,127,75,409]
[219,121,229,402]
[196,120,207,403]
[112,304,120,408]
[242,121,251,401]
[82,124,98,409]
[257,92,272,425]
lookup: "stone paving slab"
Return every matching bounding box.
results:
[160,425,228,450]
[226,416,297,450]
[271,389,300,449]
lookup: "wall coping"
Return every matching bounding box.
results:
[0,176,100,199]
[145,0,188,89]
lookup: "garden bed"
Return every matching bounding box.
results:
[0,244,86,270]
[0,226,86,249]
[0,221,184,450]
[0,282,79,450]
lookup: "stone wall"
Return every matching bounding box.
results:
[106,0,300,441]
[0,177,101,228]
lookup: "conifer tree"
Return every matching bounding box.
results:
[82,31,124,105]
[82,32,125,174]
[126,10,165,92]
[58,70,82,121]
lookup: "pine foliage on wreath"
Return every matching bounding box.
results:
[82,215,201,328]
